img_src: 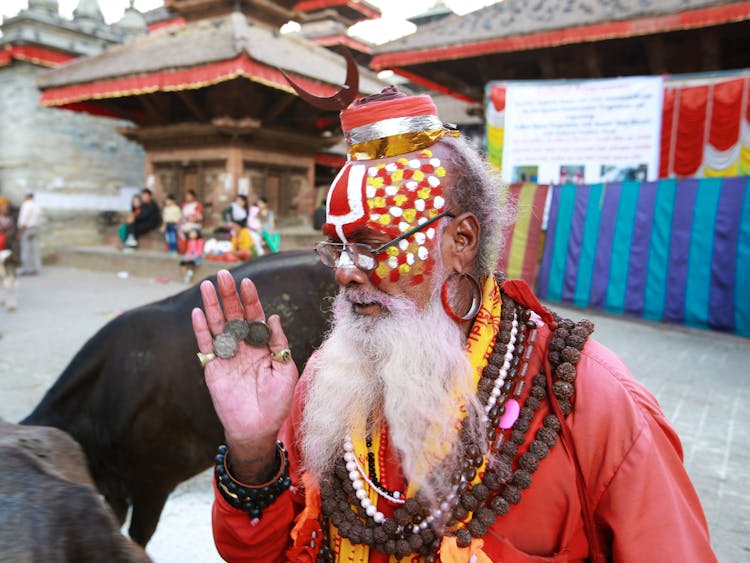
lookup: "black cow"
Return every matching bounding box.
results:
[23,250,337,546]
[0,419,151,562]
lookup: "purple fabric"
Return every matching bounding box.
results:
[561,186,590,302]
[707,176,746,331]
[536,186,560,298]
[589,183,622,309]
[663,179,699,324]
[624,181,658,315]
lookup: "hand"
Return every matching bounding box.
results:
[191,270,298,478]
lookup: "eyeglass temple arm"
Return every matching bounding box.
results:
[372,211,456,254]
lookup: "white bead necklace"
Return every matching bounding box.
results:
[483,311,519,419]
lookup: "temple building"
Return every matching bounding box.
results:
[37,0,387,228]
[0,0,147,246]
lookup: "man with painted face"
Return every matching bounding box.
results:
[192,89,716,562]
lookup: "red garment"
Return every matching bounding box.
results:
[212,318,716,562]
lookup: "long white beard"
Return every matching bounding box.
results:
[301,280,484,510]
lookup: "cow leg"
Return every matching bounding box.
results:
[128,487,170,547]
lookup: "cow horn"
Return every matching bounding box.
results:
[281,47,359,111]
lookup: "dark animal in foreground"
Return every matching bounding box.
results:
[0,419,150,562]
[23,250,337,546]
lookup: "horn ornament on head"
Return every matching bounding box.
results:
[280,47,359,111]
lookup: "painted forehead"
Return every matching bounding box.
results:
[324,148,450,286]
[324,148,449,241]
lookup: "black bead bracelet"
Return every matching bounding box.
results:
[214,441,291,519]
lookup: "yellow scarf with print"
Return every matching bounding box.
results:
[290,276,502,563]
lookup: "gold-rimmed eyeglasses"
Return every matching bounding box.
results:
[314,210,456,272]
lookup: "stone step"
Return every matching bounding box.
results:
[52,226,323,282]
[53,246,225,282]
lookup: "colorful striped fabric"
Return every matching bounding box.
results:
[496,182,549,289]
[536,177,750,336]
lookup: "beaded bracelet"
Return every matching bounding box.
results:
[214,441,291,519]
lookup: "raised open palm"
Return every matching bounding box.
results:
[191,270,298,453]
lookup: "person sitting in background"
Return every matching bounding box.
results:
[160,194,182,255]
[221,195,249,228]
[246,201,265,257]
[123,189,162,249]
[227,221,254,262]
[119,194,141,248]
[257,196,280,253]
[180,189,204,237]
[179,228,204,284]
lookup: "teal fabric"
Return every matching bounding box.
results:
[574,183,604,307]
[546,183,577,302]
[605,181,640,313]
[262,231,281,253]
[684,178,722,328]
[735,179,750,336]
[643,179,677,321]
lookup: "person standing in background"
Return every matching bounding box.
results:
[17,191,43,276]
[160,194,183,255]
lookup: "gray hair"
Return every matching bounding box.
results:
[438,135,514,278]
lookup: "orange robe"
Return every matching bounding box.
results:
[211,320,716,562]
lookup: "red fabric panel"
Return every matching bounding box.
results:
[40,54,340,106]
[674,85,708,177]
[490,84,506,112]
[660,89,676,178]
[709,78,743,150]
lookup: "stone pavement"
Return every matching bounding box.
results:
[0,266,748,562]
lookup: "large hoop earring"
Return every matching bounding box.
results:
[441,272,482,322]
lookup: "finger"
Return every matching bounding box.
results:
[217,270,244,320]
[191,308,214,354]
[200,278,225,336]
[239,278,265,321]
[267,314,290,351]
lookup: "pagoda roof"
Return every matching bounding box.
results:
[38,11,385,107]
[372,0,750,69]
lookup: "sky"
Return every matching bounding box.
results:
[0,0,500,45]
